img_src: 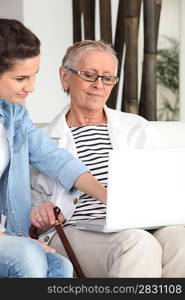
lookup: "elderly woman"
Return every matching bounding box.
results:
[31,40,185,277]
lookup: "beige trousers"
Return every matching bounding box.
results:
[49,221,185,277]
[153,226,185,277]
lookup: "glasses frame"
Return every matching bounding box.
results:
[64,66,119,85]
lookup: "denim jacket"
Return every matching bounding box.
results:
[0,98,88,236]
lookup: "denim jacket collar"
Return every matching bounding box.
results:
[0,98,12,125]
[0,99,19,148]
[0,98,5,118]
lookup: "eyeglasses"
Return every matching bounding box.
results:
[64,66,118,85]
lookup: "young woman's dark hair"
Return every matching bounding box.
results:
[0,18,40,74]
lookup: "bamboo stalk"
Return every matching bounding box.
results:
[155,0,162,42]
[72,0,82,42]
[99,0,112,44]
[107,0,126,109]
[139,0,162,120]
[122,0,142,114]
[80,0,95,40]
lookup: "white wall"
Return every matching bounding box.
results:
[23,0,72,122]
[0,0,23,21]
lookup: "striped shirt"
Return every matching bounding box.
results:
[64,124,113,226]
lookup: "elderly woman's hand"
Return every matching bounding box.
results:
[30,202,65,231]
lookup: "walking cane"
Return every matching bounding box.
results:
[53,206,85,278]
[29,206,85,278]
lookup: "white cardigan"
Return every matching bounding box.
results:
[31,105,162,242]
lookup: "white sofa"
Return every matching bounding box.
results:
[150,121,185,147]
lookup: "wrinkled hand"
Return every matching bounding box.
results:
[30,202,64,231]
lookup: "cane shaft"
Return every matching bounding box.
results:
[53,206,85,278]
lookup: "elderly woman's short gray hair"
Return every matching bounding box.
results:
[62,39,118,68]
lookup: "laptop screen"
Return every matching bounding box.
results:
[106,148,185,231]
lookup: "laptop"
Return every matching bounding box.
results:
[76,148,185,232]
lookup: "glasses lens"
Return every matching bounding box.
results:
[80,71,97,82]
[103,76,118,85]
[79,70,118,85]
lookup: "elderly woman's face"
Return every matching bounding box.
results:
[62,49,117,112]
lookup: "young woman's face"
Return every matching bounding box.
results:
[0,55,40,104]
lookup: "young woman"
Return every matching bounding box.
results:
[0,19,106,277]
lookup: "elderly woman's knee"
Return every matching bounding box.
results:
[154,226,185,246]
[136,229,162,252]
[118,229,162,255]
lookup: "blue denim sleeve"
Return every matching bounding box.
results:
[26,115,89,193]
